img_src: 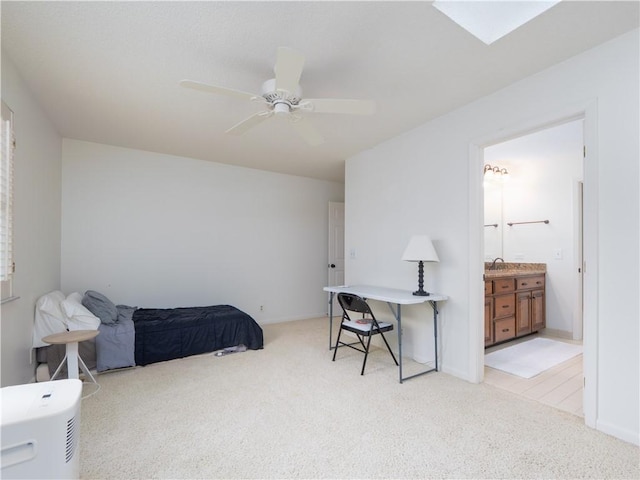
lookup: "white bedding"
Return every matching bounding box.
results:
[32,290,100,348]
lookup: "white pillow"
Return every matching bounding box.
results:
[32,290,68,348]
[61,292,100,331]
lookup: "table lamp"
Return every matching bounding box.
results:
[402,235,440,296]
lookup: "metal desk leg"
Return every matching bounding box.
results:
[385,302,404,383]
[430,300,439,371]
[328,291,335,350]
[397,304,403,383]
[388,300,440,383]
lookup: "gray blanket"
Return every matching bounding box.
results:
[96,305,136,372]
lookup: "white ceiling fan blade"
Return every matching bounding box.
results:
[225,111,273,135]
[274,47,305,93]
[302,98,376,115]
[180,80,258,101]
[289,118,325,146]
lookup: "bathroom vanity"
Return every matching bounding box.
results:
[484,263,546,347]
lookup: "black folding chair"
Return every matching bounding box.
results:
[332,293,399,375]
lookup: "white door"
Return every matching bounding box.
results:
[328,202,345,313]
[573,180,584,340]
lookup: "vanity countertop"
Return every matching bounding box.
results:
[484,262,546,279]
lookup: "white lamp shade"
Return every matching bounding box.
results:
[401,235,440,263]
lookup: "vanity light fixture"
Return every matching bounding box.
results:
[484,164,509,179]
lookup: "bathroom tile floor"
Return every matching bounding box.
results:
[484,336,584,417]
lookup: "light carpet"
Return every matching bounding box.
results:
[484,337,583,378]
[79,317,638,479]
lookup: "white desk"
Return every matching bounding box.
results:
[324,285,447,383]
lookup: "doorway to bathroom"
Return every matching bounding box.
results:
[481,118,585,416]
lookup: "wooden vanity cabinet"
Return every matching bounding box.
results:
[485,273,545,347]
[484,295,493,345]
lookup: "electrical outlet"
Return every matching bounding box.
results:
[350,248,356,259]
[260,305,264,312]
[554,248,563,260]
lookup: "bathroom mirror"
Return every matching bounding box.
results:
[483,168,505,262]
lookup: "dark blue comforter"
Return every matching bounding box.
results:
[133,304,263,366]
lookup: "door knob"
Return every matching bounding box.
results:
[329,264,336,268]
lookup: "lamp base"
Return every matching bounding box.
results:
[412,261,431,296]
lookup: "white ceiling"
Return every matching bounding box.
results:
[2,1,638,183]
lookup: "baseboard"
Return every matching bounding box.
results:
[260,313,327,325]
[411,353,434,365]
[541,328,573,340]
[441,364,473,382]
[596,419,640,446]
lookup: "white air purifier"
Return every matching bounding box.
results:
[1,379,82,479]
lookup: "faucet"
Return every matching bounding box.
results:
[489,257,505,270]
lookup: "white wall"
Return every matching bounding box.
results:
[484,119,584,336]
[61,139,343,323]
[345,29,639,444]
[1,52,62,387]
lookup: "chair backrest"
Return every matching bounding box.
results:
[337,293,373,318]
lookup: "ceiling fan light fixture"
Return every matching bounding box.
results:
[180,47,375,146]
[273,102,291,116]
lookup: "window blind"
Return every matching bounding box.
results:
[1,101,15,284]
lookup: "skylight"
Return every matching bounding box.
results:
[432,0,561,45]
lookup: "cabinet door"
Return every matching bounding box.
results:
[484,297,493,346]
[531,289,545,331]
[516,291,532,336]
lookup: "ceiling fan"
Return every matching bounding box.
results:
[180,47,376,146]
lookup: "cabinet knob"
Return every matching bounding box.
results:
[502,328,509,333]
[521,282,528,286]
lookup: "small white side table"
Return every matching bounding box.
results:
[42,329,99,385]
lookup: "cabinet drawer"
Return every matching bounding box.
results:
[494,317,516,343]
[493,278,515,293]
[493,294,515,318]
[485,281,493,295]
[517,275,545,290]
